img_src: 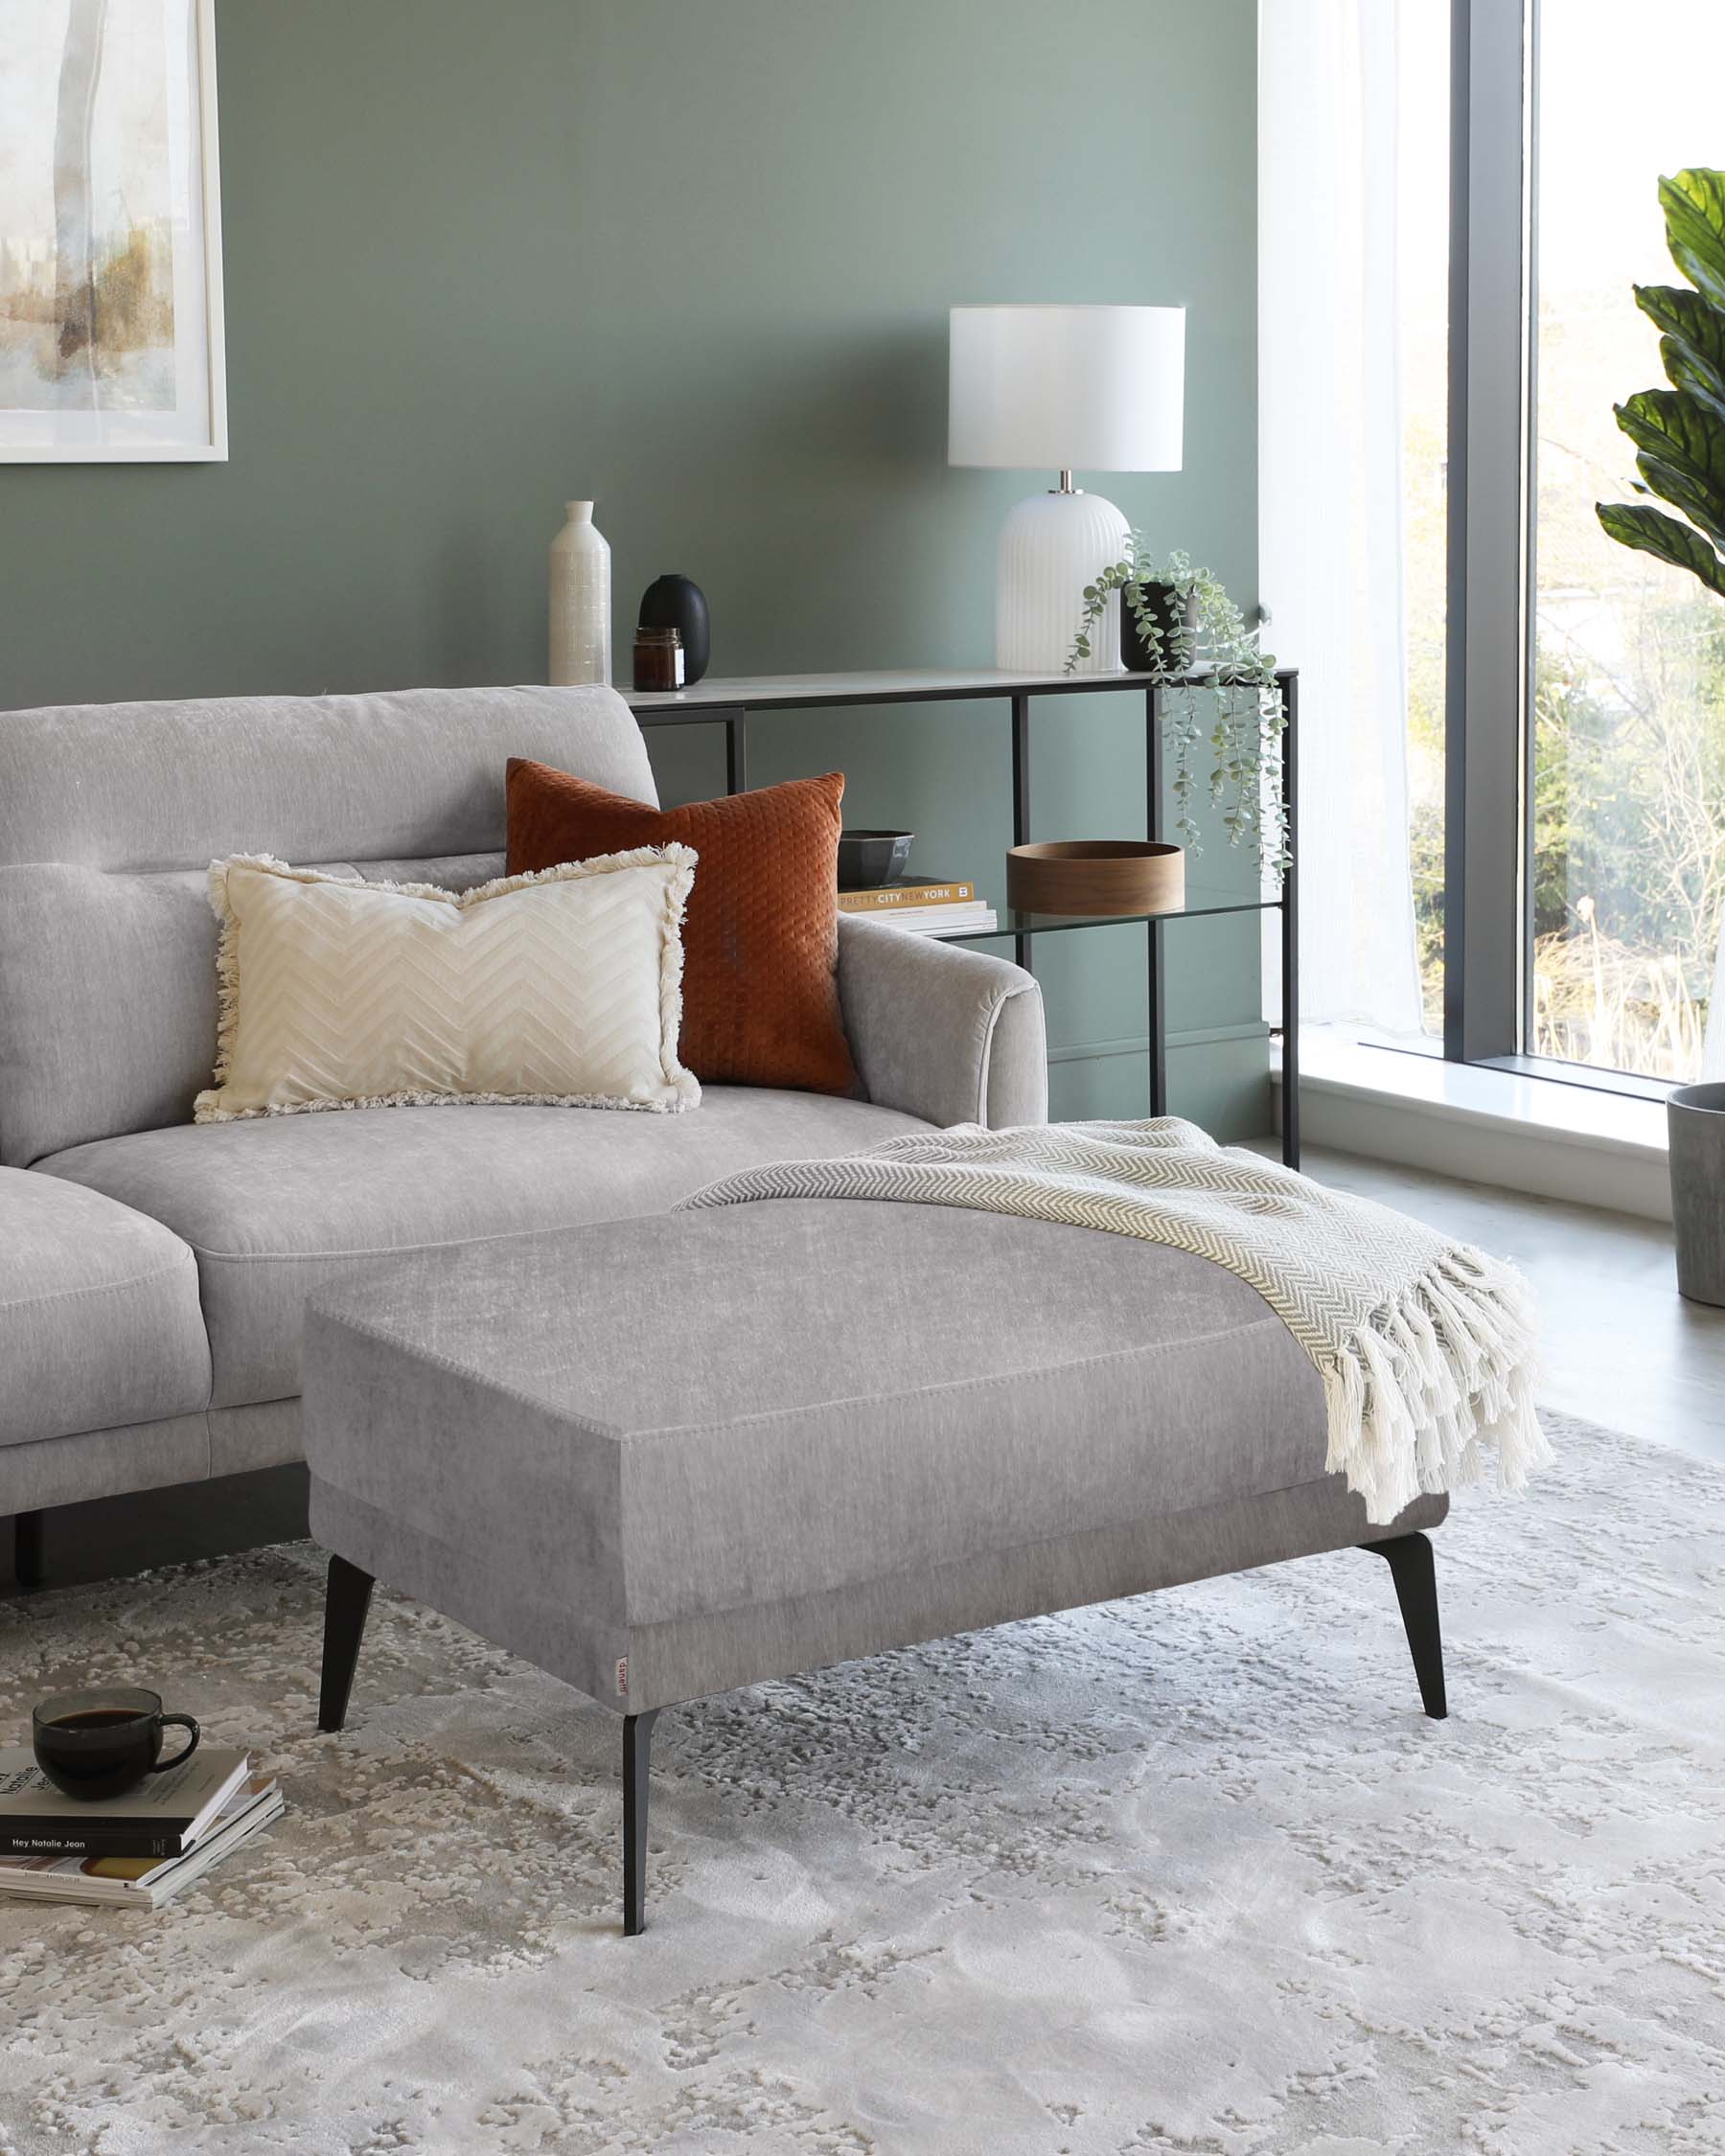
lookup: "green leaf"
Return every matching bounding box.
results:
[1661,169,1725,305]
[1635,450,1725,551]
[1596,499,1725,597]
[1661,336,1725,422]
[1637,282,1725,396]
[1613,388,1725,549]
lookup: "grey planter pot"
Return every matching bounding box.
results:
[1667,1082,1725,1305]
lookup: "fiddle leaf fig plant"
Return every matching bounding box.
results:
[1598,168,1725,598]
[1067,539,1286,863]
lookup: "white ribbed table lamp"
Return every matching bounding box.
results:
[948,305,1185,673]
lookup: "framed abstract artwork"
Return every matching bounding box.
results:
[0,0,225,462]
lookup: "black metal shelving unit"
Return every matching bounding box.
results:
[627,667,1299,1168]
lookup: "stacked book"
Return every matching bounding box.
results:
[0,1747,282,1910]
[838,875,998,939]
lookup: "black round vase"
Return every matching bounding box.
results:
[1121,581,1200,674]
[637,573,710,685]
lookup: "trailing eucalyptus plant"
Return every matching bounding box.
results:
[1598,167,1725,597]
[1067,540,1286,862]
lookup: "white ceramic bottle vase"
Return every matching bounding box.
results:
[548,500,611,685]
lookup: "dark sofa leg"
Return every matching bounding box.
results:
[317,1555,375,1732]
[1,1512,45,1595]
[1363,1531,1447,1720]
[623,1708,660,1938]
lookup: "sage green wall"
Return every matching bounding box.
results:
[2,0,1266,1132]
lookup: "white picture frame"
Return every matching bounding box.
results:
[0,0,226,463]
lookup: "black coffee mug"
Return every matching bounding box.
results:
[32,1686,200,1800]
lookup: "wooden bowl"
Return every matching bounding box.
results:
[1006,839,1184,917]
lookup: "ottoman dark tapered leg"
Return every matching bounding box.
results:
[622,1709,660,1938]
[1363,1531,1447,1720]
[317,1555,375,1732]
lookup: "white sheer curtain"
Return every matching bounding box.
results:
[1259,0,1424,1036]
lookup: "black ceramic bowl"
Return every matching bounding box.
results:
[838,829,914,890]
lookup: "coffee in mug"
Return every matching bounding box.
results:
[31,1687,199,1800]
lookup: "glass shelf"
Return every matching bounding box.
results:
[939,882,1282,942]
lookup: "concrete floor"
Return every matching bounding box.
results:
[1292,1144,1725,1467]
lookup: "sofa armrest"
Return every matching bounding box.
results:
[836,912,1047,1130]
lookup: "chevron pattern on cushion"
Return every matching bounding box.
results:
[194,850,699,1123]
[505,760,858,1097]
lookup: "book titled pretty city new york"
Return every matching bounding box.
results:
[837,878,976,914]
[0,1747,250,1859]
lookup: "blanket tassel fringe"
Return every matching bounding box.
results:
[1323,1248,1554,1525]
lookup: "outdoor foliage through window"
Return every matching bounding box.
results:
[1529,1,1725,1079]
[1399,0,1725,1076]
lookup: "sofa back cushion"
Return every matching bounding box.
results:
[0,685,653,1164]
[0,854,521,1166]
[0,864,224,1168]
[0,684,654,872]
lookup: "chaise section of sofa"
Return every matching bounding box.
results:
[0,682,1046,1568]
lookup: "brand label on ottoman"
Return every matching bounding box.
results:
[615,1657,628,1698]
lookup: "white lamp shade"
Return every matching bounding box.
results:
[948,304,1184,473]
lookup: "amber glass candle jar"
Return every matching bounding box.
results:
[632,625,684,692]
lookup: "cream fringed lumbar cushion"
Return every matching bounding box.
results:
[194,849,700,1123]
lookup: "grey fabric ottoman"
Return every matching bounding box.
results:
[302,1201,1450,1934]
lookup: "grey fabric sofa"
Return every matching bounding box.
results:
[0,683,1046,1583]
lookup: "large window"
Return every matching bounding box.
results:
[1265,0,1725,1086]
[1438,0,1725,1088]
[1398,1,1451,1038]
[1528,2,1725,1081]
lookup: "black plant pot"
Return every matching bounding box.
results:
[1120,581,1199,674]
[638,573,711,685]
[837,829,914,889]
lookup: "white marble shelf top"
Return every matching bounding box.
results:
[625,665,1282,712]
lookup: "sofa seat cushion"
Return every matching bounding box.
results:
[0,1169,211,1449]
[38,1092,928,1411]
[300,1201,1338,1706]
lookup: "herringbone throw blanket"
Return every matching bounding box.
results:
[682,1118,1552,1525]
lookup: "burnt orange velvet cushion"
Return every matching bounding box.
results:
[506,759,858,1096]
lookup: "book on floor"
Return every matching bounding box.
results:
[0,1746,251,1860]
[0,1774,283,1909]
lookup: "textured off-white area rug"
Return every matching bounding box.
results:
[2,1410,1722,2156]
